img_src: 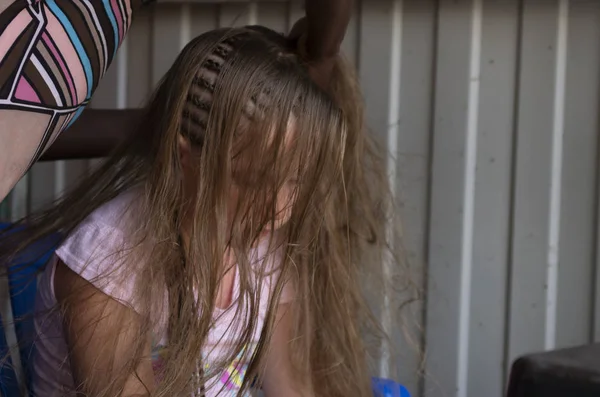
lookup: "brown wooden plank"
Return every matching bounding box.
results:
[39,109,144,161]
[159,0,294,3]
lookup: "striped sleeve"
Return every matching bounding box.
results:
[0,0,154,168]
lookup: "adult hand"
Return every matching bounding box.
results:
[288,0,354,91]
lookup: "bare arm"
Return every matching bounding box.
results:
[54,260,155,396]
[261,303,314,397]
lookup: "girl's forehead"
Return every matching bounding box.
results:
[263,114,297,148]
[233,113,298,161]
[233,114,298,159]
[231,114,305,182]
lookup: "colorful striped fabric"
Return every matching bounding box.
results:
[0,0,154,169]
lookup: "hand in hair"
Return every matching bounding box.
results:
[288,0,353,90]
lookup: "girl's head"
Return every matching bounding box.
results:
[3,26,400,397]
[144,26,345,246]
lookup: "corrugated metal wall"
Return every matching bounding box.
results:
[4,0,600,396]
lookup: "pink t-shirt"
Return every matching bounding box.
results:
[32,191,290,397]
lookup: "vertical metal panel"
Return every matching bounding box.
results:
[28,163,56,213]
[218,3,257,27]
[357,0,401,383]
[257,2,288,32]
[127,8,153,107]
[425,1,481,396]
[190,4,219,38]
[557,0,600,349]
[546,0,568,352]
[152,4,186,86]
[469,1,519,396]
[10,1,600,397]
[394,1,436,395]
[385,0,404,384]
[507,0,560,365]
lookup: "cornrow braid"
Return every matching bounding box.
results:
[180,28,302,148]
[181,32,252,146]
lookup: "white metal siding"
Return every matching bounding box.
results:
[5,1,600,396]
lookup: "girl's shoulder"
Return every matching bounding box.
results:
[53,190,142,304]
[57,188,141,263]
[79,189,141,234]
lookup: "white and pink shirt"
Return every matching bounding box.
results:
[32,191,290,397]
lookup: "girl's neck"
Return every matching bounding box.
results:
[179,226,238,311]
[179,223,237,270]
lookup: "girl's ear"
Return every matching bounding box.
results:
[177,133,192,167]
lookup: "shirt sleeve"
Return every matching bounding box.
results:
[0,0,154,170]
[55,219,135,306]
[54,192,140,308]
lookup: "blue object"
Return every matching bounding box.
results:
[372,377,411,397]
[0,223,58,396]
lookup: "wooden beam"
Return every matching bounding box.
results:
[39,109,144,161]
[158,0,296,3]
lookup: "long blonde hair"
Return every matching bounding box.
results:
[1,26,400,396]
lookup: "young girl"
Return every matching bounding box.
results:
[3,24,393,397]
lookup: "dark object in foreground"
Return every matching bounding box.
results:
[507,344,600,397]
[39,109,143,161]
